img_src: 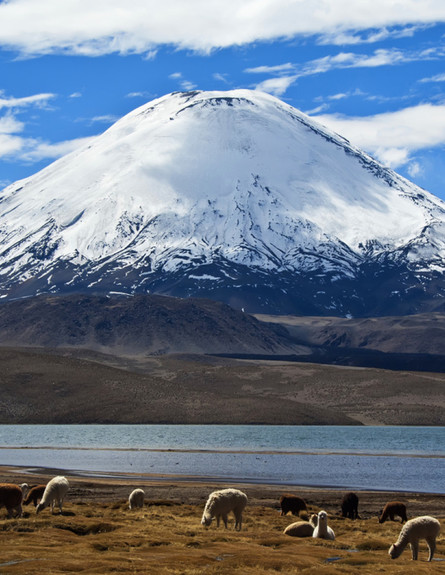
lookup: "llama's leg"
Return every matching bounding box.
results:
[426,537,436,561]
[410,541,419,560]
[234,509,242,531]
[222,513,228,529]
[216,514,220,527]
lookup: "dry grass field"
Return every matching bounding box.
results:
[0,471,444,574]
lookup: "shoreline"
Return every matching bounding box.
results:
[1,446,444,494]
[2,465,445,497]
[1,445,445,458]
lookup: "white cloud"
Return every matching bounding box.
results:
[0,132,27,157]
[328,93,348,101]
[0,92,56,109]
[246,44,442,97]
[420,72,445,83]
[408,161,423,178]
[0,113,24,134]
[254,76,297,97]
[0,92,94,162]
[245,63,295,75]
[0,130,95,162]
[213,72,230,84]
[169,72,197,91]
[90,114,118,124]
[304,104,330,115]
[318,24,426,46]
[313,104,445,171]
[1,1,445,55]
[304,48,409,75]
[19,136,95,162]
[126,91,154,99]
[180,80,197,90]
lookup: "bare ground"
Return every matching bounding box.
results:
[0,346,444,424]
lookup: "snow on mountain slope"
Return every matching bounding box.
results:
[1,89,445,316]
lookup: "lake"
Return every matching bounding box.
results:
[0,425,444,493]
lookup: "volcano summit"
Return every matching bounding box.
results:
[1,90,445,315]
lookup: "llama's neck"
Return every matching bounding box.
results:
[317,519,328,535]
[395,529,410,549]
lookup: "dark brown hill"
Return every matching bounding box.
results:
[0,294,304,355]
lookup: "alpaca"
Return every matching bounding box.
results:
[201,488,247,531]
[379,501,407,523]
[128,488,145,510]
[283,521,314,537]
[341,492,359,519]
[19,483,30,500]
[36,476,69,514]
[389,516,440,561]
[0,483,23,518]
[312,510,335,540]
[23,484,46,507]
[309,514,318,528]
[279,494,308,516]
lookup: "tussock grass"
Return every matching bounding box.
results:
[0,483,444,575]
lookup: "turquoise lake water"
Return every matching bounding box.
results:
[0,425,444,493]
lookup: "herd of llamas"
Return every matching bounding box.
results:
[0,478,442,562]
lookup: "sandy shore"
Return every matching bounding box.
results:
[1,465,444,519]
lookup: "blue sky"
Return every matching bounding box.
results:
[1,1,445,200]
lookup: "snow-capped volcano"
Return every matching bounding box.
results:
[1,89,445,316]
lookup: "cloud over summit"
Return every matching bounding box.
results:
[1,1,445,56]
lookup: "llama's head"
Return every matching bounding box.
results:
[36,502,46,514]
[201,511,212,527]
[318,510,328,524]
[19,483,29,498]
[388,543,402,559]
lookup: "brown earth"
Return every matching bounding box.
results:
[0,467,444,574]
[256,312,445,355]
[0,346,445,424]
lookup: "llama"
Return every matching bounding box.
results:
[128,488,145,510]
[279,494,308,516]
[201,488,247,531]
[309,514,318,527]
[341,492,359,519]
[36,476,69,514]
[283,521,314,537]
[389,516,440,561]
[23,484,46,507]
[0,483,23,518]
[312,510,335,540]
[379,501,407,523]
[19,483,30,500]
